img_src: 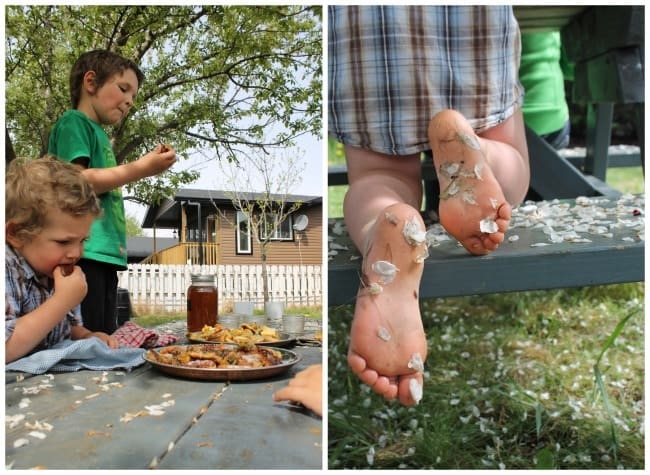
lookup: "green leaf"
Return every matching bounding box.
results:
[535,401,543,438]
[594,309,638,367]
[534,446,555,469]
[6,5,322,203]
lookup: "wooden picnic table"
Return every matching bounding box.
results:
[5,343,323,470]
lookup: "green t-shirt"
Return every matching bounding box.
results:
[519,31,570,136]
[48,110,127,269]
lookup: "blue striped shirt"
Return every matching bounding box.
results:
[5,245,82,353]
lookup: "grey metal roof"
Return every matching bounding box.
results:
[126,236,178,260]
[141,188,321,229]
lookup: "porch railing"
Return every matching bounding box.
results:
[140,242,220,265]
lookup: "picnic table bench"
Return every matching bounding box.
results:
[328,5,644,306]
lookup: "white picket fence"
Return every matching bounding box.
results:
[117,264,322,313]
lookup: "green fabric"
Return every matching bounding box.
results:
[48,110,127,269]
[519,31,570,136]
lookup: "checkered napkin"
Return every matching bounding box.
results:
[111,321,179,349]
[5,338,146,375]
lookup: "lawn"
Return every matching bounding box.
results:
[328,284,644,469]
[327,140,644,468]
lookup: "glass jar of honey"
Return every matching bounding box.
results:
[186,274,218,332]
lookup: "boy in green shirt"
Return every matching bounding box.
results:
[49,50,176,334]
[519,31,572,150]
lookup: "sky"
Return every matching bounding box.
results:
[125,133,324,235]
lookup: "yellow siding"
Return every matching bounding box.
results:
[219,206,322,265]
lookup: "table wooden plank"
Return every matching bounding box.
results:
[513,5,587,32]
[157,347,323,469]
[5,366,226,469]
[329,239,643,305]
[561,6,644,62]
[5,346,323,470]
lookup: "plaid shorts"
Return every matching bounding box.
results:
[328,5,524,155]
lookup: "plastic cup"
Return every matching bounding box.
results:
[282,314,305,335]
[233,301,254,315]
[219,313,243,329]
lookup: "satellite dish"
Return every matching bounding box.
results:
[293,214,308,231]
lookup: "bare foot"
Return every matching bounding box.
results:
[348,202,428,406]
[428,109,511,255]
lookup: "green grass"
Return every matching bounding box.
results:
[328,185,347,219]
[606,166,645,194]
[132,305,322,328]
[328,138,347,218]
[327,140,644,469]
[328,283,644,469]
[131,313,181,328]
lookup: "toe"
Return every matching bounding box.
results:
[480,236,499,251]
[357,370,379,388]
[374,377,398,400]
[485,231,505,247]
[397,373,424,406]
[466,237,490,255]
[348,351,368,375]
[350,350,399,398]
[497,201,512,221]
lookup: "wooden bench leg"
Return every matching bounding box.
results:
[585,103,614,181]
[634,102,645,175]
[422,151,440,214]
[526,126,620,200]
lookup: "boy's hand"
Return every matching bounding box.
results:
[138,144,177,177]
[86,332,120,349]
[273,364,323,416]
[52,265,88,309]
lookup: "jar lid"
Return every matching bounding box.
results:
[191,274,215,283]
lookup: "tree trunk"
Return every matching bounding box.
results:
[6,128,16,164]
[261,249,269,302]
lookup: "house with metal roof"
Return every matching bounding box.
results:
[136,188,322,266]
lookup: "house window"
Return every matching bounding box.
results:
[236,211,252,255]
[259,213,293,241]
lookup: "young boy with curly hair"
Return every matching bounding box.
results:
[48,49,177,334]
[5,157,119,363]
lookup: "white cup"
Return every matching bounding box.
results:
[265,301,285,318]
[234,301,254,315]
[282,314,305,335]
[219,313,243,329]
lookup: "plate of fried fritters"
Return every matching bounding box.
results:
[187,323,295,348]
[144,343,301,380]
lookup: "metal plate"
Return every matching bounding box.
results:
[143,344,301,381]
[296,334,323,347]
[186,331,295,348]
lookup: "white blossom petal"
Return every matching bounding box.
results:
[13,438,29,448]
[480,218,498,234]
[409,379,423,404]
[377,327,391,341]
[371,260,399,284]
[407,353,424,373]
[402,217,426,245]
